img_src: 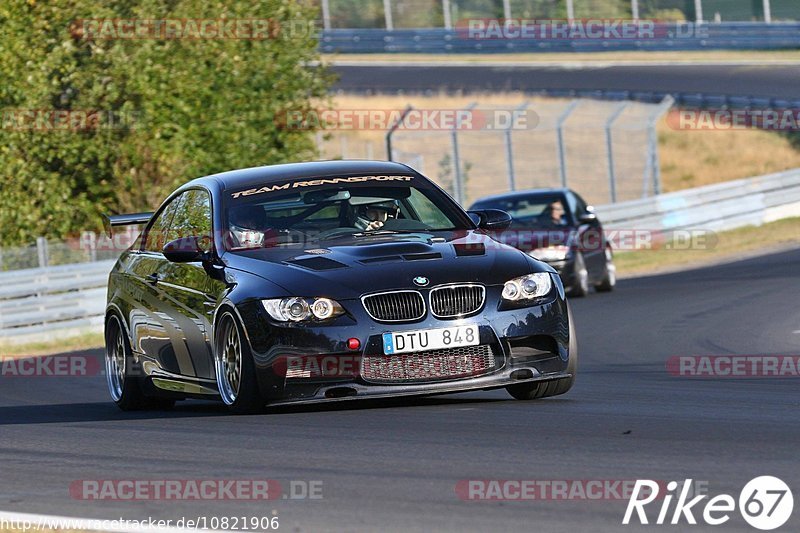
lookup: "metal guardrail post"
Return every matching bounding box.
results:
[321,0,332,30]
[383,0,394,31]
[648,96,676,196]
[694,0,704,23]
[556,100,580,189]
[86,231,98,262]
[643,126,657,198]
[385,105,413,161]
[605,102,629,203]
[36,237,49,268]
[652,129,663,196]
[504,129,515,192]
[504,101,529,192]
[631,0,639,20]
[502,0,511,21]
[442,0,452,29]
[566,0,575,22]
[763,0,772,23]
[451,103,477,206]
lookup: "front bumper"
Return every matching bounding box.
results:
[268,368,573,406]
[238,284,572,404]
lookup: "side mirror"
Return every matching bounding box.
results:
[162,236,212,263]
[578,208,598,224]
[467,209,513,231]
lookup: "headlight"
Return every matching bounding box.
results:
[502,273,553,302]
[262,297,345,322]
[530,245,569,262]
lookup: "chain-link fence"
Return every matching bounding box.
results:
[317,0,800,29]
[349,97,673,208]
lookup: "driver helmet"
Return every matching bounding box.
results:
[229,205,266,248]
[355,199,399,221]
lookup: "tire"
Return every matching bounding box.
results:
[594,246,616,293]
[568,252,589,298]
[506,302,577,400]
[105,315,174,411]
[215,311,263,414]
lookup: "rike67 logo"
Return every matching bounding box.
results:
[623,477,793,530]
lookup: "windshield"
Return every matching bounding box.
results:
[224,174,470,250]
[473,194,571,230]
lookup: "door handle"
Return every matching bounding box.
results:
[146,273,160,286]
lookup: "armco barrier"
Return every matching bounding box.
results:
[320,23,800,54]
[595,168,800,233]
[0,260,114,343]
[1,168,799,342]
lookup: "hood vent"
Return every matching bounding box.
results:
[402,252,442,261]
[359,255,403,265]
[358,252,442,265]
[286,257,347,271]
[453,243,486,257]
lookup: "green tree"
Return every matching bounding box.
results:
[0,0,331,246]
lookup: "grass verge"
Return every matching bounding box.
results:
[615,217,800,277]
[0,331,104,358]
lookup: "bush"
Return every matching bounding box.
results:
[0,0,331,246]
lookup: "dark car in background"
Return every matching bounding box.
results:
[104,161,577,414]
[470,188,615,297]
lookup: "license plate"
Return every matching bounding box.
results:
[382,325,479,355]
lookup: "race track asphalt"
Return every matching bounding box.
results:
[1,247,799,532]
[331,64,800,100]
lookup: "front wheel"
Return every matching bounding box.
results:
[568,252,589,298]
[594,246,616,292]
[215,311,263,414]
[506,302,577,400]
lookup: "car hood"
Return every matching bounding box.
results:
[223,230,548,298]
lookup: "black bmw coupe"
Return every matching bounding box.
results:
[104,161,576,413]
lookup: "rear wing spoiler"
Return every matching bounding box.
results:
[102,212,154,238]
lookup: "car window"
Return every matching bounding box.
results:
[473,193,568,229]
[404,188,453,228]
[168,189,212,243]
[143,195,181,253]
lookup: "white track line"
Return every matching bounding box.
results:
[0,510,225,533]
